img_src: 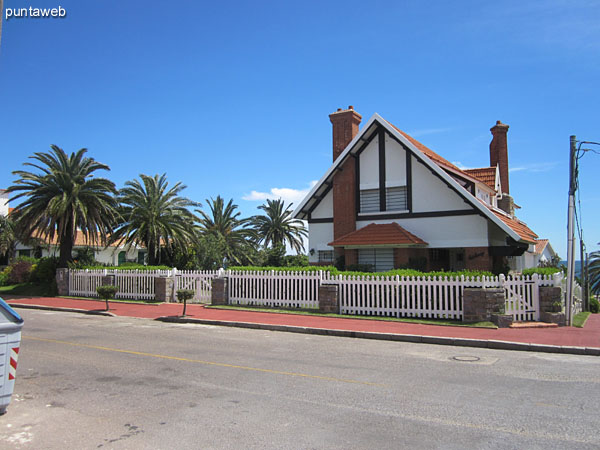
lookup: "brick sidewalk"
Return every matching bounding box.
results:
[5,295,600,353]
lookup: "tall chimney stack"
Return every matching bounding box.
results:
[490,120,510,195]
[329,106,362,161]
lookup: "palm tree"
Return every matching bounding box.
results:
[251,199,307,254]
[111,174,198,265]
[6,146,119,267]
[196,196,255,266]
[0,214,17,263]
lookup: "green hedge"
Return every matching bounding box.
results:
[521,267,562,276]
[75,264,172,271]
[229,266,494,278]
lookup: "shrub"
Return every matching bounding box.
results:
[346,264,374,273]
[96,285,119,310]
[176,289,195,316]
[0,267,10,286]
[8,259,36,284]
[30,257,59,285]
[522,267,562,276]
[590,297,599,314]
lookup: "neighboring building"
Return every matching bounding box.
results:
[0,190,8,216]
[508,239,559,272]
[14,232,146,266]
[294,106,542,272]
[1,191,146,265]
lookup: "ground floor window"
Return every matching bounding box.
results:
[358,248,394,272]
[318,250,334,264]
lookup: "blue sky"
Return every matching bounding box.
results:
[1,0,598,258]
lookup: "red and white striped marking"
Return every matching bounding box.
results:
[8,347,19,380]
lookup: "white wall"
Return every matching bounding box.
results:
[411,156,471,213]
[308,222,334,263]
[359,135,379,189]
[0,191,8,216]
[310,189,333,219]
[385,137,407,187]
[357,214,489,248]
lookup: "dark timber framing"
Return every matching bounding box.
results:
[357,209,479,221]
[378,128,386,211]
[406,150,413,212]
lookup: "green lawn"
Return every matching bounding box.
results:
[572,311,591,328]
[205,304,497,328]
[0,283,50,297]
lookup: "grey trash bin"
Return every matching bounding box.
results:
[0,297,24,415]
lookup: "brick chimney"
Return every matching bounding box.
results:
[329,106,362,161]
[330,106,361,267]
[489,120,510,195]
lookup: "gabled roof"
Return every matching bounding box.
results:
[534,239,549,255]
[329,223,427,247]
[293,113,533,245]
[32,231,132,248]
[490,209,538,244]
[464,167,497,190]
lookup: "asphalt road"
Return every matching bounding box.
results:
[1,310,599,449]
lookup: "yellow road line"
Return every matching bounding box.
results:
[24,336,383,387]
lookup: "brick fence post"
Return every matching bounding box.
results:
[211,277,229,305]
[55,268,69,296]
[319,283,339,313]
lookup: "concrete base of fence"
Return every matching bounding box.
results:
[56,268,69,296]
[211,278,229,305]
[318,284,339,314]
[155,277,174,303]
[463,288,504,323]
[491,314,513,328]
[540,311,566,326]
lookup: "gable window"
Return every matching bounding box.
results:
[386,186,407,211]
[318,250,334,263]
[359,189,379,213]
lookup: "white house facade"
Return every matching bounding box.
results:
[294,107,541,273]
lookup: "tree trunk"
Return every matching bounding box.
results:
[148,241,156,266]
[58,219,75,268]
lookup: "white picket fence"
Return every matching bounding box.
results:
[68,268,562,321]
[68,268,219,302]
[228,270,321,308]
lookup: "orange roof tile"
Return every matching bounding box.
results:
[534,239,548,255]
[385,121,463,173]
[34,230,122,248]
[491,210,538,244]
[464,167,497,190]
[329,223,427,247]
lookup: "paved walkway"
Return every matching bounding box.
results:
[5,295,600,355]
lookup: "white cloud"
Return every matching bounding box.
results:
[408,127,455,138]
[509,162,559,173]
[242,180,318,206]
[451,161,474,170]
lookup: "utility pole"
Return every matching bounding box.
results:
[580,241,587,311]
[566,136,577,326]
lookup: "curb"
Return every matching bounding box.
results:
[9,303,116,317]
[155,316,600,357]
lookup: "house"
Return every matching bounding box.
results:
[293,106,543,273]
[1,191,146,266]
[508,239,559,272]
[14,232,146,266]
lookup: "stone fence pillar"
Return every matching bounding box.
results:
[56,268,69,296]
[155,277,174,303]
[318,283,339,313]
[463,288,508,325]
[101,275,115,286]
[211,277,229,305]
[539,286,565,326]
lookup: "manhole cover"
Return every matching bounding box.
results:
[451,355,481,362]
